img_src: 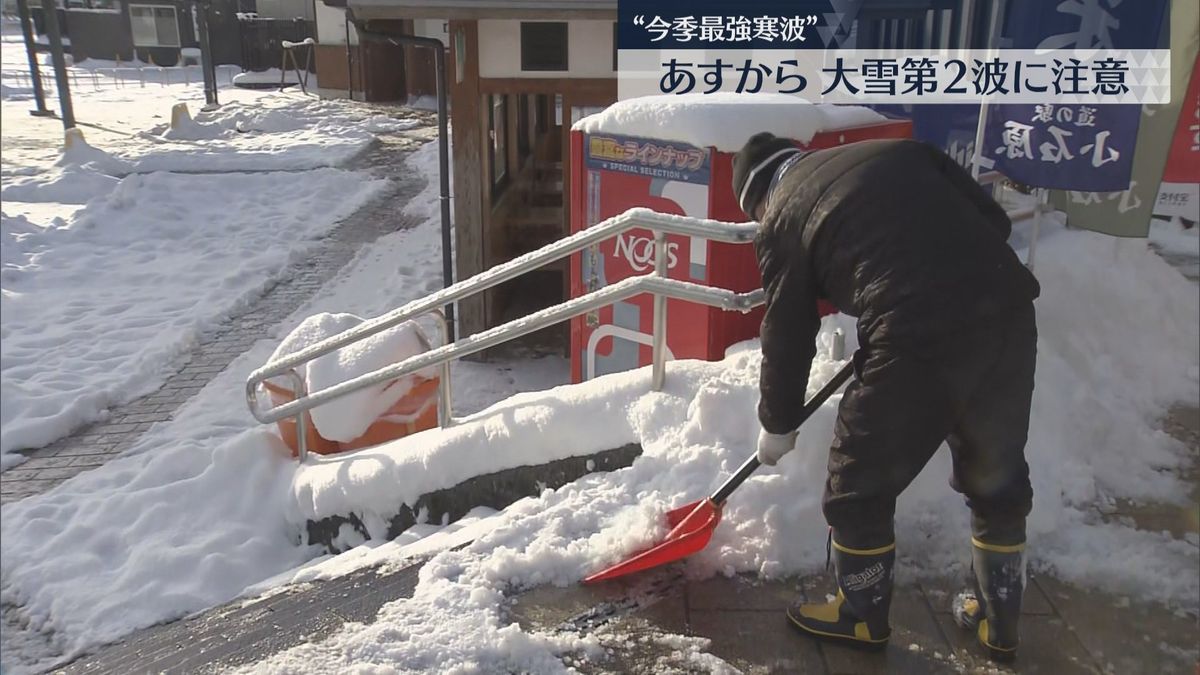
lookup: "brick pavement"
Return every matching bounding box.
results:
[509,568,1198,675]
[0,119,437,504]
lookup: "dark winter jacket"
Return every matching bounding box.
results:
[755,138,1040,434]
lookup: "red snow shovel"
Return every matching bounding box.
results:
[584,360,856,584]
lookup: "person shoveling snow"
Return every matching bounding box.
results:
[732,133,1041,661]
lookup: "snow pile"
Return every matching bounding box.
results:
[161,106,227,142]
[0,169,386,461]
[56,134,135,175]
[1,212,51,269]
[571,93,887,151]
[0,167,120,204]
[1,134,131,204]
[1149,219,1199,279]
[143,98,421,171]
[269,312,437,442]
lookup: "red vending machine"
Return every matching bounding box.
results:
[568,115,912,384]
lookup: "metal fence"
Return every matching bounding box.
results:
[237,17,314,73]
[2,63,242,93]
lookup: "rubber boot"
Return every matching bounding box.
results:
[952,538,1026,662]
[787,538,894,651]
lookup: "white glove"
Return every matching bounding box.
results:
[757,428,799,466]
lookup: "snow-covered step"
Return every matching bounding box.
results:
[303,443,642,554]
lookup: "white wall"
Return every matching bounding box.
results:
[478,19,614,79]
[314,0,357,45]
[255,0,314,21]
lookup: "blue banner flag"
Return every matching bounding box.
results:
[984,0,1169,190]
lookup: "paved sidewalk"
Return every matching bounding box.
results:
[0,117,436,504]
[513,566,1198,674]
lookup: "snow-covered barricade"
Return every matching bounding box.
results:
[264,312,440,455]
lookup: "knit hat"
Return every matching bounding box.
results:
[732,132,801,218]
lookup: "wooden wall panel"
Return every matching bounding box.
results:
[448,19,486,338]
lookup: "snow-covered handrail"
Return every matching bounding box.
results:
[251,276,763,427]
[245,208,760,460]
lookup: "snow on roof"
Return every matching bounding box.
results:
[571,94,888,152]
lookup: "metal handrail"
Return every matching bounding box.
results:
[245,208,761,460]
[254,276,763,427]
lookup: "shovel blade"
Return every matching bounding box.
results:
[583,499,722,584]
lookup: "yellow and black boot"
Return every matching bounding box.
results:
[786,537,894,651]
[952,538,1026,662]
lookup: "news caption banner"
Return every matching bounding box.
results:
[614,1,1170,107]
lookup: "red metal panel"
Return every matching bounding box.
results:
[570,118,914,382]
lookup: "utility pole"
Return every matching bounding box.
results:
[15,0,51,116]
[193,0,219,106]
[38,0,74,128]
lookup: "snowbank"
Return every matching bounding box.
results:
[1149,219,1199,279]
[139,98,418,171]
[571,94,887,151]
[0,167,120,204]
[0,169,386,460]
[1,136,129,205]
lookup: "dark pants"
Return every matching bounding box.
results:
[823,304,1037,550]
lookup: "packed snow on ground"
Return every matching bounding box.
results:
[0,141,564,672]
[571,93,887,151]
[3,53,406,179]
[0,168,385,465]
[144,97,419,172]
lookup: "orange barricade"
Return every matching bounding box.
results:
[264,321,442,458]
[265,375,441,458]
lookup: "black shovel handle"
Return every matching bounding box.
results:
[708,359,856,506]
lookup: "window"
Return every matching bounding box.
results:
[129,4,180,48]
[488,95,508,198]
[520,22,568,71]
[68,0,120,10]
